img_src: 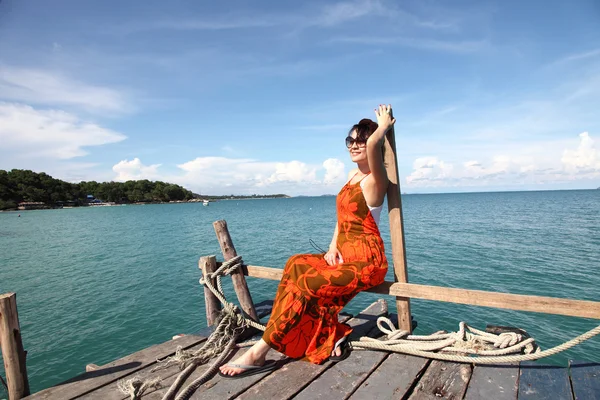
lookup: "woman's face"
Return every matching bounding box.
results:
[347,129,368,163]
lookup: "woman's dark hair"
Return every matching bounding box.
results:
[349,118,378,141]
[348,118,386,159]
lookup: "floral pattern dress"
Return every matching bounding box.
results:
[262,173,388,364]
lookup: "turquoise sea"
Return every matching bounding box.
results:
[1,189,599,397]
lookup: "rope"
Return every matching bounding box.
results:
[117,254,600,398]
[173,336,238,400]
[117,376,161,400]
[116,256,253,400]
[349,317,600,364]
[205,257,600,365]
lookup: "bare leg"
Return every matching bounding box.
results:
[219,339,273,376]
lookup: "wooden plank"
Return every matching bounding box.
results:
[383,114,412,332]
[0,292,30,398]
[213,220,259,321]
[127,360,215,400]
[294,349,388,400]
[569,360,600,400]
[178,347,287,400]
[25,335,206,399]
[254,299,274,319]
[464,363,519,400]
[295,312,399,400]
[518,362,572,400]
[237,300,387,400]
[244,265,600,319]
[350,354,430,400]
[80,340,210,400]
[199,255,222,326]
[408,360,472,400]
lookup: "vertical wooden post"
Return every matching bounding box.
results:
[0,293,30,399]
[199,255,223,326]
[213,220,259,322]
[384,122,413,332]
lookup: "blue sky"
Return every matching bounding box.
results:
[0,0,599,195]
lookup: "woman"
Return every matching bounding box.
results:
[219,104,395,378]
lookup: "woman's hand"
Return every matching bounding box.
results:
[374,104,396,132]
[324,247,343,266]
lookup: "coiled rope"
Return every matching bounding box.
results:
[118,255,600,399]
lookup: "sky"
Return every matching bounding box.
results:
[0,0,599,195]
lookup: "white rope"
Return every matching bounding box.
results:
[350,316,600,364]
[117,376,162,400]
[117,254,600,399]
[205,258,600,365]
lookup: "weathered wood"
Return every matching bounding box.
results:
[0,292,30,399]
[238,301,386,400]
[350,354,430,400]
[213,220,259,322]
[409,360,472,400]
[244,265,600,319]
[26,335,206,399]
[81,340,210,400]
[518,362,572,400]
[254,299,274,320]
[199,255,222,326]
[171,347,287,400]
[294,348,388,400]
[464,363,519,400]
[569,360,600,400]
[294,301,391,400]
[383,119,412,333]
[85,364,100,372]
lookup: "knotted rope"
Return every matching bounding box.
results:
[117,256,254,400]
[118,254,600,398]
[351,316,600,364]
[118,376,161,399]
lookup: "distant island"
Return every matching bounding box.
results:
[0,169,288,211]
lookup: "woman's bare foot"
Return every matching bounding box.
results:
[219,339,271,376]
[331,346,342,357]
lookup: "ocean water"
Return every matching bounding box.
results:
[0,189,599,396]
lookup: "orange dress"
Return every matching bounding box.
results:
[262,173,388,364]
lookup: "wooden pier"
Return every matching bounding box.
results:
[3,128,599,399]
[22,299,600,399]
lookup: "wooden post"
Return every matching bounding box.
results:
[0,293,30,399]
[384,121,413,332]
[213,220,259,322]
[199,255,222,326]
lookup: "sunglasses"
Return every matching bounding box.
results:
[345,136,367,149]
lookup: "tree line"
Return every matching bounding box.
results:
[0,169,194,210]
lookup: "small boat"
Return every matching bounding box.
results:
[203,200,209,206]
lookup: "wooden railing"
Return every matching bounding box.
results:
[202,220,600,329]
[199,122,599,336]
[241,264,600,320]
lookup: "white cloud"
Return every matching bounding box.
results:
[550,48,600,66]
[316,0,384,27]
[406,156,454,185]
[327,36,486,53]
[108,156,347,195]
[119,0,459,36]
[264,160,317,184]
[176,157,319,191]
[0,102,126,160]
[113,158,162,181]
[561,132,600,173]
[405,132,600,189]
[323,158,346,183]
[0,66,131,113]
